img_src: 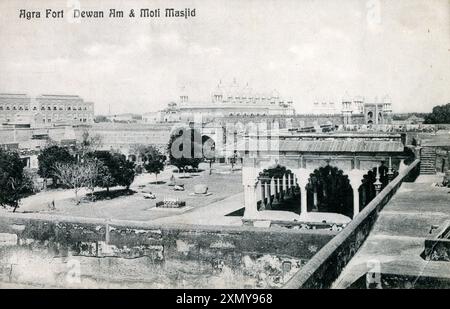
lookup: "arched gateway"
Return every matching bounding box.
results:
[238,132,411,227]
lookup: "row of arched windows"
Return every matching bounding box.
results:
[229,113,268,117]
[0,105,29,111]
[0,105,90,111]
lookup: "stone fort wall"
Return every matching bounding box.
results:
[0,213,336,288]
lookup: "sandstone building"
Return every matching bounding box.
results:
[0,93,94,127]
[144,79,296,123]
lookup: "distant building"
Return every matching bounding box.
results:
[143,102,180,123]
[405,115,425,125]
[146,79,295,123]
[313,101,337,115]
[0,93,94,127]
[341,93,393,125]
[106,113,142,123]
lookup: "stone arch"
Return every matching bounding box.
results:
[201,135,216,160]
[257,164,298,213]
[306,165,354,218]
[359,162,398,209]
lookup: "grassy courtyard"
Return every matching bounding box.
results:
[12,164,244,222]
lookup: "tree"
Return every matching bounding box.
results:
[86,151,136,191]
[114,153,136,189]
[137,145,166,183]
[83,159,104,197]
[96,163,115,193]
[78,130,103,158]
[0,149,34,212]
[86,151,117,192]
[37,145,74,187]
[53,161,101,204]
[167,126,203,174]
[424,103,450,124]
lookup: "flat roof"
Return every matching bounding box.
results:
[0,93,29,97]
[334,176,450,288]
[237,139,405,153]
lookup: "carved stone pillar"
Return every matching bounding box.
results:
[270,177,277,204]
[282,174,287,200]
[264,182,270,208]
[374,165,383,195]
[296,169,312,216]
[299,180,308,215]
[260,180,266,210]
[313,186,318,212]
[242,163,258,219]
[243,184,258,219]
[348,169,365,219]
[387,157,394,182]
[277,177,282,200]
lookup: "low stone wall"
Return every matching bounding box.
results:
[283,159,421,289]
[0,213,335,288]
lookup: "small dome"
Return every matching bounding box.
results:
[227,78,239,97]
[213,82,224,96]
[342,91,351,102]
[382,95,392,104]
[271,89,280,99]
[353,95,364,102]
[242,83,252,97]
[180,85,188,96]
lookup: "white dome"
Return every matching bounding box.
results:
[271,89,280,99]
[353,95,364,102]
[342,91,351,102]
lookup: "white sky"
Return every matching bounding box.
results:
[0,0,449,115]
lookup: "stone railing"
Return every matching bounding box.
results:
[283,159,421,289]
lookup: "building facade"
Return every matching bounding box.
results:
[238,131,408,227]
[145,80,296,123]
[311,94,393,126]
[0,93,94,127]
[341,94,393,125]
[143,102,180,123]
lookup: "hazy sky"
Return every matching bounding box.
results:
[0,0,449,114]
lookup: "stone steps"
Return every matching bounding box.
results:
[420,147,436,175]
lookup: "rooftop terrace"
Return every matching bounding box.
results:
[333,175,450,288]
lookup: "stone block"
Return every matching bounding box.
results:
[194,184,208,194]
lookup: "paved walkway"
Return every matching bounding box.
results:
[333,175,450,288]
[148,192,244,226]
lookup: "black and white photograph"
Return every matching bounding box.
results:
[0,0,449,292]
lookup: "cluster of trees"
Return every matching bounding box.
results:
[133,145,167,182]
[424,103,450,124]
[37,146,136,203]
[1,125,219,210]
[0,149,34,212]
[166,126,212,173]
